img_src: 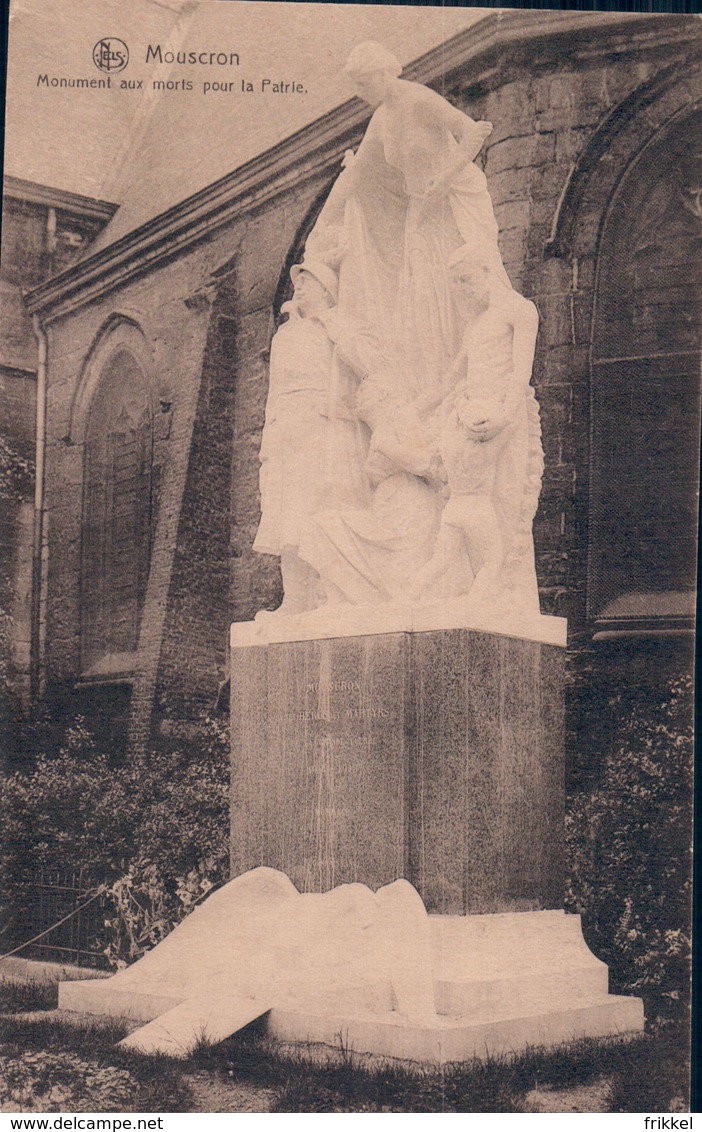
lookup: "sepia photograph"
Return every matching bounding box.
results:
[0,0,698,1115]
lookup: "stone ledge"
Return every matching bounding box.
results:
[268,996,644,1065]
[230,603,567,649]
[59,981,182,1023]
[0,956,109,983]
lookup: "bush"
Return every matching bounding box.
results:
[565,675,693,1025]
[0,436,34,757]
[1,716,230,966]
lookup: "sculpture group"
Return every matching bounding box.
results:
[253,42,544,621]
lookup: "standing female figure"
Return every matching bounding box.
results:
[311,40,511,404]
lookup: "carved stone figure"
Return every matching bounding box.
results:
[298,371,443,605]
[252,258,372,615]
[308,42,511,396]
[409,252,543,614]
[253,42,544,620]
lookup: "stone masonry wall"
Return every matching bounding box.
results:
[43,263,205,736]
[40,184,322,744]
[1,190,111,720]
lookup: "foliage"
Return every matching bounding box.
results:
[0,435,34,737]
[102,855,223,968]
[0,436,33,507]
[221,1025,688,1112]
[0,1051,137,1112]
[0,976,58,1014]
[565,674,693,1024]
[0,1005,193,1112]
[0,609,16,701]
[1,715,230,966]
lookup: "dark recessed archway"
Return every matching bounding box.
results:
[588,109,702,628]
[81,344,154,671]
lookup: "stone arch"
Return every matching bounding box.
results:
[546,64,702,263]
[587,105,701,630]
[549,82,702,631]
[70,314,157,444]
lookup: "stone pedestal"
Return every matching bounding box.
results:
[230,620,564,915]
[59,611,645,1064]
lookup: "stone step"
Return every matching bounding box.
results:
[436,964,608,1017]
[117,993,271,1058]
[59,980,180,1023]
[268,995,645,1065]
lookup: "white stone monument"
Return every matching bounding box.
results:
[244,40,546,637]
[61,42,644,1061]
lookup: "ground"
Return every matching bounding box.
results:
[0,963,690,1113]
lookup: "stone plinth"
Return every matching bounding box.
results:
[230,620,564,915]
[60,907,644,1063]
[265,910,644,1064]
[59,611,646,1067]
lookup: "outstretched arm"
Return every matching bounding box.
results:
[419,89,493,197]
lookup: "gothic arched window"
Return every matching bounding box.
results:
[81,347,153,670]
[588,113,702,633]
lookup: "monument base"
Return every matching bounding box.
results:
[269,1000,642,1066]
[267,910,643,1063]
[230,618,566,914]
[59,908,643,1063]
[58,608,645,1064]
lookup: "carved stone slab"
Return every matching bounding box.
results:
[230,626,564,915]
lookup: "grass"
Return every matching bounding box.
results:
[0,970,690,1113]
[205,1024,690,1113]
[0,996,194,1112]
[0,975,58,1014]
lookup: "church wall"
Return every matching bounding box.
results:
[39,182,325,745]
[41,257,212,737]
[0,185,114,732]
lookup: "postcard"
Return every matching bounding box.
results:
[1,0,698,1115]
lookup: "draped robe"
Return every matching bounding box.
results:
[296,85,543,612]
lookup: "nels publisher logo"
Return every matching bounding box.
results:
[93,38,129,73]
